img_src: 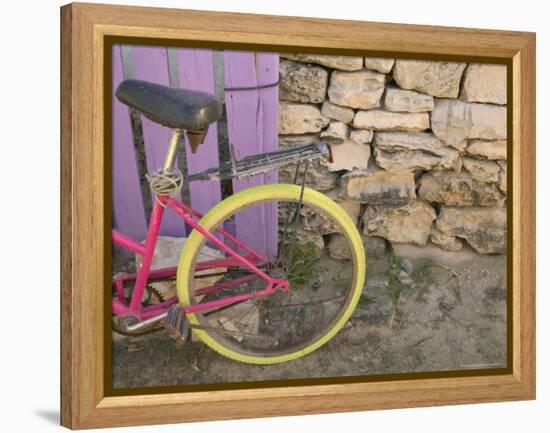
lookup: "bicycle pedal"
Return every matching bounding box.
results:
[163,305,190,343]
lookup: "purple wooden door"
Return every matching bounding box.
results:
[224,51,279,259]
[111,45,147,240]
[175,48,222,218]
[131,46,186,237]
[111,45,279,256]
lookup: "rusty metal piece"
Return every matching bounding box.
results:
[186,128,208,153]
[163,305,190,343]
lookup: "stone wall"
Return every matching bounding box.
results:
[278,54,507,255]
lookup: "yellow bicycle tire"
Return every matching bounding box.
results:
[177,183,366,364]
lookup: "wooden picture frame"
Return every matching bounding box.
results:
[60,2,535,429]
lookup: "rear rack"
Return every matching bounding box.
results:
[188,141,331,182]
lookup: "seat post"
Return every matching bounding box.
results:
[162,129,182,173]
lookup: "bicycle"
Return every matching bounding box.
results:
[112,79,366,364]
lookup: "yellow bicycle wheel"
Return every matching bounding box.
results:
[177,184,365,364]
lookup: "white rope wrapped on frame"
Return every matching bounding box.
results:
[146,168,184,204]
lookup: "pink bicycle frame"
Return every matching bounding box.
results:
[111,196,289,320]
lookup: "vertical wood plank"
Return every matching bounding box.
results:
[175,48,222,217]
[224,51,279,258]
[111,45,147,240]
[131,45,185,237]
[256,52,279,257]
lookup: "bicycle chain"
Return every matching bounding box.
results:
[144,281,172,303]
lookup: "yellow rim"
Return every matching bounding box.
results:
[177,184,366,364]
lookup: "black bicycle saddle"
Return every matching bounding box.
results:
[115,79,223,131]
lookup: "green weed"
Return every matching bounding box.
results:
[385,255,405,305]
[284,241,319,288]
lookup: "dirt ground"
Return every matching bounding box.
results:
[111,244,507,389]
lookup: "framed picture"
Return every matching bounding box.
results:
[60,2,535,429]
